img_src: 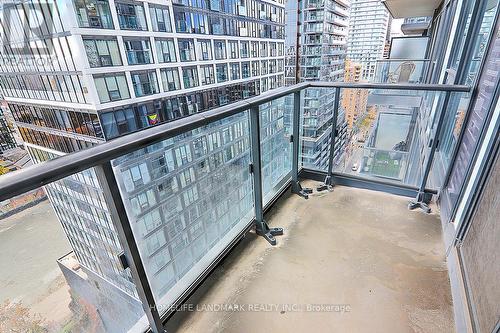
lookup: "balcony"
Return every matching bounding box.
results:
[0,81,470,333]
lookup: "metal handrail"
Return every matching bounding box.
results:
[309,82,469,91]
[375,58,431,62]
[0,81,470,202]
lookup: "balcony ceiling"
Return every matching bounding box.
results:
[401,22,431,35]
[382,0,441,18]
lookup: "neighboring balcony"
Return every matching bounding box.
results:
[0,81,470,333]
[374,59,431,84]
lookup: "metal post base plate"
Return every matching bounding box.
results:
[316,175,334,192]
[409,191,432,213]
[256,221,284,246]
[292,181,311,199]
[408,201,431,213]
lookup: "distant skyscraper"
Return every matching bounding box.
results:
[285,0,350,169]
[347,0,391,81]
[0,1,287,330]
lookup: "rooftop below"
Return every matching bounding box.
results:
[165,182,454,333]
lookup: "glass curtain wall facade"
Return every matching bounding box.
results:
[347,0,391,81]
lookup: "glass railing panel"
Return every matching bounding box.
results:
[0,156,145,332]
[373,60,430,84]
[259,94,294,205]
[428,91,470,190]
[111,111,255,315]
[333,88,445,187]
[299,87,338,172]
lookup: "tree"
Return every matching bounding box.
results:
[0,165,9,175]
[0,300,48,333]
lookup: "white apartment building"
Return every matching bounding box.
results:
[347,0,391,80]
[0,1,287,331]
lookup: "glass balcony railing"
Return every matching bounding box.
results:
[373,59,431,84]
[0,81,469,333]
[301,85,469,190]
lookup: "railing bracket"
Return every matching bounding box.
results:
[291,181,311,199]
[256,221,283,246]
[408,192,432,213]
[316,175,334,192]
[408,201,431,213]
[316,184,330,192]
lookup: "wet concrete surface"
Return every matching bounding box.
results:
[165,183,455,333]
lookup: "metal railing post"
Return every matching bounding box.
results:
[323,87,341,188]
[409,91,452,213]
[291,90,311,198]
[95,162,165,333]
[249,106,283,245]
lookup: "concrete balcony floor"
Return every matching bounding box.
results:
[166,182,454,333]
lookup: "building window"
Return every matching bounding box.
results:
[182,67,199,89]
[230,63,240,80]
[200,65,215,85]
[228,41,239,59]
[101,107,138,138]
[242,62,250,78]
[261,77,268,92]
[197,40,213,61]
[149,5,172,32]
[251,61,260,76]
[73,0,113,29]
[278,43,284,56]
[174,9,209,34]
[83,38,122,68]
[261,60,268,75]
[216,64,228,83]
[131,71,159,97]
[240,41,249,58]
[94,74,130,103]
[270,42,277,57]
[178,39,196,62]
[260,42,268,57]
[214,40,226,60]
[269,59,276,74]
[160,68,181,92]
[210,0,221,11]
[277,59,284,72]
[116,2,147,31]
[210,16,223,34]
[124,39,152,65]
[251,41,258,57]
[155,39,176,63]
